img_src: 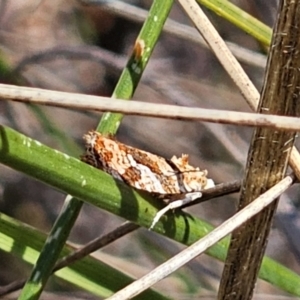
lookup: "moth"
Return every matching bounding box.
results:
[83,131,214,229]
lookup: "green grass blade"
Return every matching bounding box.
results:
[17,198,83,299]
[18,1,175,299]
[97,0,174,134]
[199,0,272,46]
[0,213,169,300]
[1,125,300,297]
[4,1,298,298]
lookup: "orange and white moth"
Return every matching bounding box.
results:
[83,131,215,229]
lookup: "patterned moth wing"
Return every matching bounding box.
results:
[83,131,214,197]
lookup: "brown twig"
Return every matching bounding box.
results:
[182,180,241,208]
[218,1,300,299]
[0,179,242,297]
[0,222,139,297]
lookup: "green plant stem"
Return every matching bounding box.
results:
[17,199,83,299]
[198,0,272,46]
[17,1,174,299]
[0,213,169,300]
[5,1,294,299]
[97,0,174,134]
[1,125,300,297]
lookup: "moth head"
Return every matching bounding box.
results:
[82,131,102,168]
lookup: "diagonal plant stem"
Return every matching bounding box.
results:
[0,0,298,298]
[0,212,168,300]
[1,125,300,296]
[81,0,272,47]
[177,0,300,182]
[1,222,140,295]
[218,1,300,299]
[96,0,174,134]
[197,0,272,46]
[106,175,295,300]
[91,0,267,67]
[177,0,260,107]
[53,222,140,271]
[18,1,174,299]
[0,177,241,297]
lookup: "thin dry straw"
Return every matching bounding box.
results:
[106,175,294,300]
[1,84,300,131]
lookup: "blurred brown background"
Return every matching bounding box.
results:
[0,0,299,299]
